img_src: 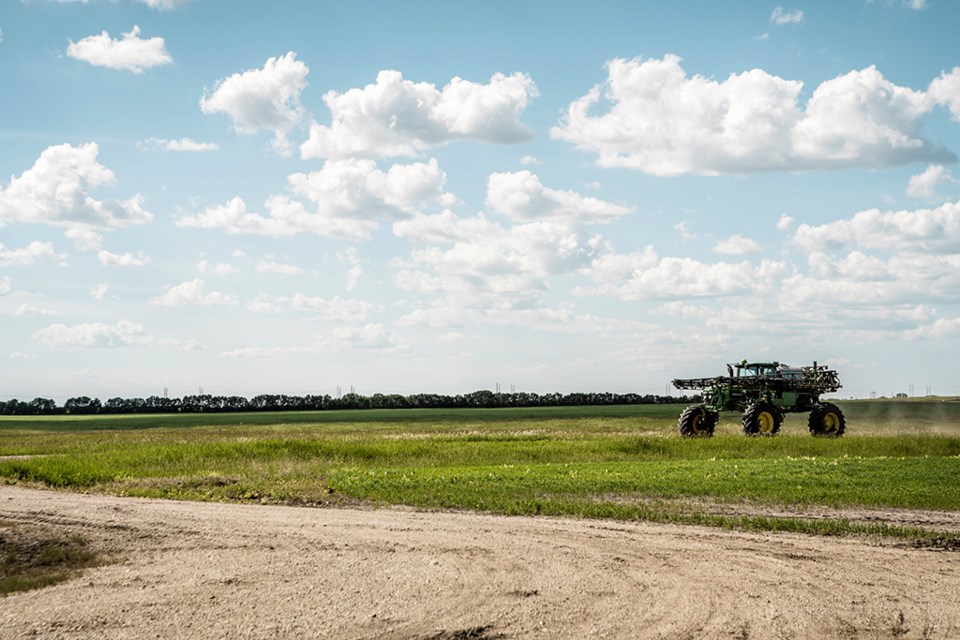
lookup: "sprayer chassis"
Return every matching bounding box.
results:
[671,361,844,437]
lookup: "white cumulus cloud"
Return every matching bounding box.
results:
[394,218,605,311]
[928,67,960,121]
[345,265,362,290]
[0,143,152,229]
[65,227,104,251]
[34,320,150,348]
[792,200,960,254]
[97,250,150,267]
[149,279,237,306]
[218,321,400,358]
[392,210,500,245]
[904,317,960,340]
[330,323,400,350]
[290,294,375,321]
[782,201,960,313]
[781,255,960,309]
[713,234,762,255]
[301,70,537,159]
[196,260,237,276]
[177,158,451,239]
[551,55,955,176]
[577,248,789,301]
[140,137,219,152]
[791,66,934,165]
[907,165,958,199]
[66,25,172,73]
[245,295,286,314]
[770,7,805,25]
[218,345,311,359]
[338,246,363,290]
[245,294,375,322]
[137,0,191,10]
[15,304,55,317]
[0,277,11,296]
[255,259,302,275]
[675,221,695,241]
[0,241,56,266]
[485,171,630,224]
[200,52,308,155]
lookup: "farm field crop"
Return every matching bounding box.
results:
[2,399,959,545]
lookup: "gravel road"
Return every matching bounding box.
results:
[1,486,958,639]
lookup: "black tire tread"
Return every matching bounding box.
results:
[679,405,717,438]
[809,402,845,437]
[742,401,782,436]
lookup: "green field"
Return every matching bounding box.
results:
[2,400,959,545]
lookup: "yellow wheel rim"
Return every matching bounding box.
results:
[692,414,705,434]
[758,411,775,434]
[823,412,839,434]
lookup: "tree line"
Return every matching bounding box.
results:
[0,390,694,415]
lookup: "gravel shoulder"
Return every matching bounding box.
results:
[2,485,959,639]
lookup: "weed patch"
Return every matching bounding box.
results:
[0,523,100,596]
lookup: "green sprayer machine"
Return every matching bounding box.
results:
[671,361,844,437]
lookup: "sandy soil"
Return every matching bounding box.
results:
[1,486,958,639]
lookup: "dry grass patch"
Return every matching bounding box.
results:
[0,520,101,596]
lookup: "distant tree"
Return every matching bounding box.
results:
[64,396,102,414]
[27,397,59,415]
[0,387,692,417]
[0,399,30,415]
[103,397,128,414]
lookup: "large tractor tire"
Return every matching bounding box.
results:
[808,402,845,437]
[742,401,782,436]
[678,405,718,438]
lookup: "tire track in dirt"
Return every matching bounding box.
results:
[1,486,958,639]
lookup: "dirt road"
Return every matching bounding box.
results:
[1,486,958,639]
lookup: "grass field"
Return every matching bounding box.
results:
[2,399,959,545]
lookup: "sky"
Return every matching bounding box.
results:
[2,0,960,402]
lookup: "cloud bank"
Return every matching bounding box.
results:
[551,55,958,176]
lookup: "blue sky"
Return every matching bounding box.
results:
[2,0,960,401]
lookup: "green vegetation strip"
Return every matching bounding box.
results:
[2,402,959,546]
[326,456,960,512]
